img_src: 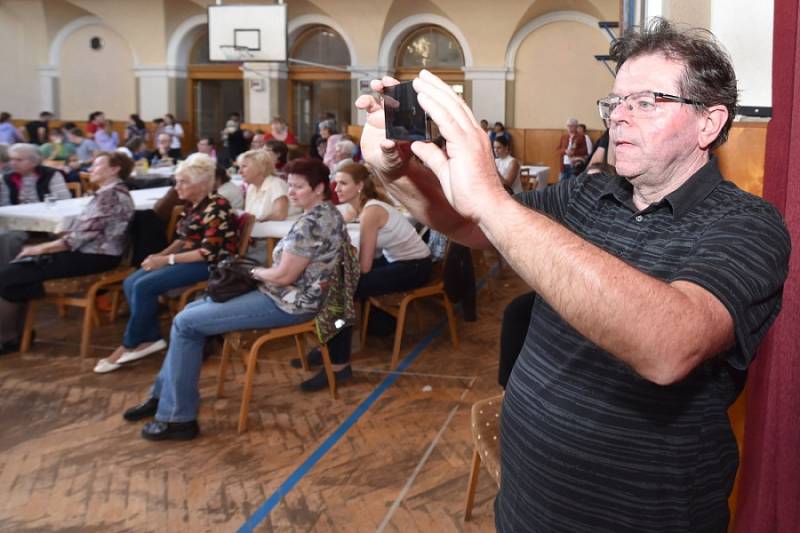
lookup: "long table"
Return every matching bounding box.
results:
[0,186,172,233]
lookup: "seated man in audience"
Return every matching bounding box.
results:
[147,133,176,167]
[25,111,53,145]
[94,119,120,151]
[66,128,99,167]
[249,131,266,151]
[1,143,71,205]
[195,136,216,159]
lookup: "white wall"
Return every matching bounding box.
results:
[710,0,773,109]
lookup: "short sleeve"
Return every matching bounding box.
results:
[514,174,582,222]
[670,207,791,369]
[281,213,320,259]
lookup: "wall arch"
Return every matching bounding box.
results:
[505,11,610,78]
[49,15,139,66]
[378,14,473,71]
[288,15,357,66]
[166,14,208,70]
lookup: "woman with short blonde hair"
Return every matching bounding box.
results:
[239,149,290,222]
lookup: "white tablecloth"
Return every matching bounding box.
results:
[520,165,550,191]
[0,186,172,233]
[251,216,360,249]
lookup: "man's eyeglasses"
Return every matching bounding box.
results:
[597,91,704,120]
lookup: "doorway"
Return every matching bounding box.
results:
[291,79,352,146]
[192,79,244,142]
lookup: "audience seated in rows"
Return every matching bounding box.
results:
[0,152,135,355]
[265,140,288,173]
[239,149,290,223]
[25,111,53,145]
[1,143,71,205]
[66,128,99,167]
[265,116,298,146]
[122,158,349,440]
[293,162,433,391]
[94,153,240,373]
[148,133,177,168]
[40,129,75,162]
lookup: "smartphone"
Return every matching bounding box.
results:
[384,81,436,142]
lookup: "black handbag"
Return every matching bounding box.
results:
[206,256,262,302]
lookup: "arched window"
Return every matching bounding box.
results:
[189,30,212,65]
[288,26,352,147]
[394,26,464,96]
[291,25,350,67]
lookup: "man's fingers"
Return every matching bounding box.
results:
[414,78,474,136]
[355,94,381,113]
[418,69,480,129]
[410,141,449,182]
[416,92,466,141]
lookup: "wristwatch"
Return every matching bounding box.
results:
[168,253,176,265]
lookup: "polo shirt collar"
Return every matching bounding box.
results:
[599,157,723,220]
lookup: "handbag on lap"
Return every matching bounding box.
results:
[206,256,261,302]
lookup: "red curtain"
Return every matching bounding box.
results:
[734,1,800,531]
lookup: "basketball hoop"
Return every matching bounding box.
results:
[219,44,255,63]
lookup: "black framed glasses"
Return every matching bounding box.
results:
[597,91,704,120]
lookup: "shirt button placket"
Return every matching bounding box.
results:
[635,215,644,222]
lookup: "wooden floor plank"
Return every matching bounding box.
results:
[0,266,526,531]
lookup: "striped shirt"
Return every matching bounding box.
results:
[497,158,790,532]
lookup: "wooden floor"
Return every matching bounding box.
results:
[0,265,522,532]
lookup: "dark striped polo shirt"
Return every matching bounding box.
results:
[496,158,790,533]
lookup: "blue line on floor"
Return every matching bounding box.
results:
[238,322,445,532]
[239,261,500,532]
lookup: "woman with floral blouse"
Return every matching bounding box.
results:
[0,152,135,354]
[94,153,239,373]
[121,158,347,440]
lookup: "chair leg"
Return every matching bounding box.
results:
[216,337,234,398]
[443,295,459,349]
[464,449,482,521]
[318,343,337,399]
[20,301,37,353]
[109,289,121,321]
[413,300,423,332]
[294,334,308,371]
[360,300,371,351]
[237,344,260,434]
[57,303,67,318]
[390,299,410,370]
[81,300,95,358]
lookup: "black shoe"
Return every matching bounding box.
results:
[0,339,20,356]
[123,397,159,421]
[141,420,199,441]
[300,365,353,392]
[290,347,323,369]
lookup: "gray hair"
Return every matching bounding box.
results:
[9,143,42,165]
[175,152,216,187]
[335,139,356,157]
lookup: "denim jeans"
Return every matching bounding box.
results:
[558,164,574,181]
[122,262,210,348]
[151,290,314,422]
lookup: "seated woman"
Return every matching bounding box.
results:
[121,158,346,440]
[265,139,288,174]
[240,149,289,222]
[295,162,433,391]
[494,136,521,194]
[39,128,75,162]
[0,152,135,353]
[94,153,239,373]
[214,164,244,210]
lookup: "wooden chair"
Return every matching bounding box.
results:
[216,320,337,433]
[360,251,459,370]
[20,265,134,358]
[66,181,82,197]
[79,172,99,195]
[165,212,257,316]
[464,393,503,521]
[519,167,532,192]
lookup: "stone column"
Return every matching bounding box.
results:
[243,62,288,124]
[133,66,185,120]
[463,67,510,126]
[37,65,59,115]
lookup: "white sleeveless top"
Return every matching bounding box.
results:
[495,155,522,193]
[363,199,430,263]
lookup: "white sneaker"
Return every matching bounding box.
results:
[94,358,122,374]
[117,339,168,364]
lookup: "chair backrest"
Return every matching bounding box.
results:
[236,212,256,256]
[166,205,185,242]
[79,172,99,194]
[519,167,532,192]
[66,181,82,197]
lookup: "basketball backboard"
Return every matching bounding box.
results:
[208,4,287,62]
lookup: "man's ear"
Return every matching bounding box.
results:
[698,105,728,150]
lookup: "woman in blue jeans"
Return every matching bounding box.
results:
[294,163,432,392]
[94,153,239,373]
[122,158,346,440]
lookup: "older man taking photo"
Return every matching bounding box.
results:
[356,19,790,532]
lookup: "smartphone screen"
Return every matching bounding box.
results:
[384,81,432,141]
